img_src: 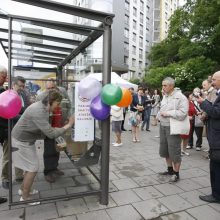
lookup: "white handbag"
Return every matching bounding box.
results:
[170,115,190,135]
[169,98,190,135]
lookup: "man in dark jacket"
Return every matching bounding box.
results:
[197,71,220,203]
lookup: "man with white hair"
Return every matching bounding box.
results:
[157,77,188,182]
[197,71,220,203]
[202,79,217,103]
[0,65,8,203]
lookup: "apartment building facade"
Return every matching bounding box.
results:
[71,0,179,80]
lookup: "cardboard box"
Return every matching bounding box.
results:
[64,129,87,159]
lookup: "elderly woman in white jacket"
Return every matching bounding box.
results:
[111,105,124,147]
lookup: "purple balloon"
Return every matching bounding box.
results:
[90,95,110,120]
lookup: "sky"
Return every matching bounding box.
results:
[0,0,187,69]
[0,0,75,68]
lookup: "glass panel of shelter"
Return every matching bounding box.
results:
[8,18,102,206]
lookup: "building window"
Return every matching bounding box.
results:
[140,24,143,35]
[146,16,150,23]
[146,5,150,12]
[132,32,136,42]
[139,49,143,59]
[132,45,136,55]
[124,56,128,65]
[140,1,144,11]
[124,28,129,38]
[139,37,143,47]
[124,42,129,53]
[165,2,168,10]
[165,12,168,20]
[125,15,129,25]
[139,61,143,68]
[133,20,137,29]
[133,7,137,17]
[125,1,129,11]
[140,12,144,23]
[165,21,168,30]
[132,58,136,67]
[146,40,150,46]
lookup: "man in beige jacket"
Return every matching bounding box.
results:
[157,77,188,182]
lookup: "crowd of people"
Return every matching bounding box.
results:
[1,64,220,205]
[110,73,220,204]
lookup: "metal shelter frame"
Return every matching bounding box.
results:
[0,0,114,206]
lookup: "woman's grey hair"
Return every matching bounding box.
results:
[0,65,7,74]
[163,77,175,85]
[42,89,62,106]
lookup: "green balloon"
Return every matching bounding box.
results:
[101,84,122,105]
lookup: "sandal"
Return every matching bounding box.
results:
[18,189,39,196]
[20,197,40,205]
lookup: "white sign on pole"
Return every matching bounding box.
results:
[74,82,94,141]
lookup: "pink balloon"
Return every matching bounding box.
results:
[0,90,22,119]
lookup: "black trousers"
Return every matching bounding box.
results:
[121,112,126,129]
[210,159,220,200]
[188,124,203,147]
[43,137,60,175]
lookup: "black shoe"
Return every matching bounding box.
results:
[45,174,56,183]
[146,129,150,131]
[158,171,174,175]
[199,195,220,203]
[52,169,64,176]
[121,128,127,131]
[0,197,7,204]
[2,180,9,190]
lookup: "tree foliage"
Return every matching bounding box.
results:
[144,0,220,91]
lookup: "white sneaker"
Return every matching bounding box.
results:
[196,147,201,151]
[18,189,39,196]
[186,146,192,149]
[181,151,190,156]
[169,174,179,183]
[113,143,123,147]
[20,197,40,205]
[112,142,116,145]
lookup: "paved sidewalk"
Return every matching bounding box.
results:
[0,124,219,220]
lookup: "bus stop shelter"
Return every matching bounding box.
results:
[0,0,114,207]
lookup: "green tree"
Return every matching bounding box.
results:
[144,0,220,91]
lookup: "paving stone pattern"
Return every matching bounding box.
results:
[0,123,219,220]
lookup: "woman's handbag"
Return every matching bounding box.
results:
[170,115,190,135]
[128,112,141,126]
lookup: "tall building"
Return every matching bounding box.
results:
[71,0,179,80]
[153,0,179,44]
